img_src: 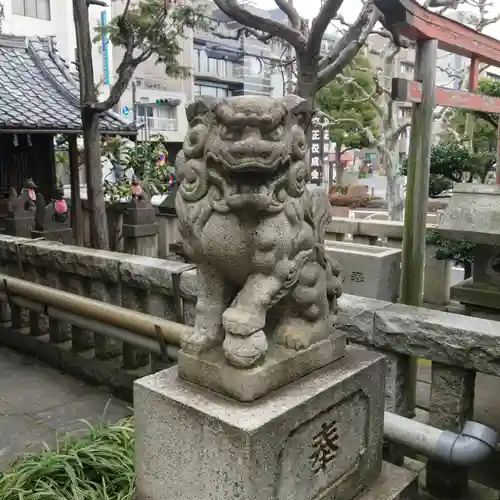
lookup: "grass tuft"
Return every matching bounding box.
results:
[0,416,135,500]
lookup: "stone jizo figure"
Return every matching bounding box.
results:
[176,95,342,368]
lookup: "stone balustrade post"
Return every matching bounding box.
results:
[119,257,195,371]
[123,197,158,257]
[66,274,94,351]
[426,363,476,497]
[45,269,71,343]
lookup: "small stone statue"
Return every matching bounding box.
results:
[176,95,342,368]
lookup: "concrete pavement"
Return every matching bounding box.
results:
[0,346,131,470]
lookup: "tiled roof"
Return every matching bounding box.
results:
[0,35,136,134]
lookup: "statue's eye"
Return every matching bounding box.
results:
[222,126,244,141]
[264,125,283,141]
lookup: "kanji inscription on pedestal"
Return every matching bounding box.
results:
[309,420,340,474]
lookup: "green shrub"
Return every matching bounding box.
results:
[0,417,135,500]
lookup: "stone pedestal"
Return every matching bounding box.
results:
[135,348,385,500]
[123,206,158,257]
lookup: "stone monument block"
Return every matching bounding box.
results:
[135,348,385,500]
[4,180,37,237]
[439,184,500,313]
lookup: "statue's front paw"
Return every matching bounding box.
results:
[181,328,222,354]
[223,331,267,368]
[222,307,265,337]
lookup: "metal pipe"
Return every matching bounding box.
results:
[384,411,498,467]
[0,273,191,346]
[0,292,180,360]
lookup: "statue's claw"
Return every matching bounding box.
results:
[223,330,268,368]
[181,328,223,354]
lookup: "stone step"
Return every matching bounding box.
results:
[356,461,418,500]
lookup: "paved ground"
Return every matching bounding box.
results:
[0,346,131,470]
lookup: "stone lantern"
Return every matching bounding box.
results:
[437,184,500,318]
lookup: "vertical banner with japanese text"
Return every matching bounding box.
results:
[310,116,329,185]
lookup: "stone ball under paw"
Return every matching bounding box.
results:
[223,330,268,368]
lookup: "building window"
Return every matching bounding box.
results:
[400,62,414,74]
[194,84,232,98]
[194,48,234,79]
[12,0,51,20]
[398,107,412,119]
[136,104,178,132]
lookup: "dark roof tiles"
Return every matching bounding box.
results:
[0,34,136,134]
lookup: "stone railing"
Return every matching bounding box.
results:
[326,217,454,306]
[0,235,496,497]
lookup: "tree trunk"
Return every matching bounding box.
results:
[73,0,109,249]
[335,146,343,186]
[385,152,404,221]
[82,109,109,249]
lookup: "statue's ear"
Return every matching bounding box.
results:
[279,95,313,130]
[185,97,218,127]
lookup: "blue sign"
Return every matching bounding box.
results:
[122,106,129,117]
[100,10,110,86]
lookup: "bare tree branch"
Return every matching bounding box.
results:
[307,0,344,58]
[317,2,379,89]
[212,0,307,49]
[213,26,273,43]
[274,0,301,30]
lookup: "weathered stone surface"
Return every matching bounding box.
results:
[0,235,31,273]
[426,363,475,498]
[326,217,359,239]
[336,295,390,344]
[374,303,500,376]
[327,242,401,302]
[135,348,384,500]
[351,344,411,416]
[178,334,345,402]
[355,461,418,500]
[358,220,405,240]
[119,255,194,294]
[175,95,343,370]
[438,184,500,246]
[17,240,122,281]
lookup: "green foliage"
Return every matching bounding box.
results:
[427,229,475,269]
[95,0,207,80]
[0,417,135,500]
[400,142,479,197]
[103,136,176,202]
[315,55,379,152]
[441,78,500,153]
[401,142,469,181]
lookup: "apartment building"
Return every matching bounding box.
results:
[1,0,76,61]
[193,6,285,99]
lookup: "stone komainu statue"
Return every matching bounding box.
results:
[175,95,342,368]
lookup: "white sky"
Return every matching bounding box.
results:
[252,0,500,37]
